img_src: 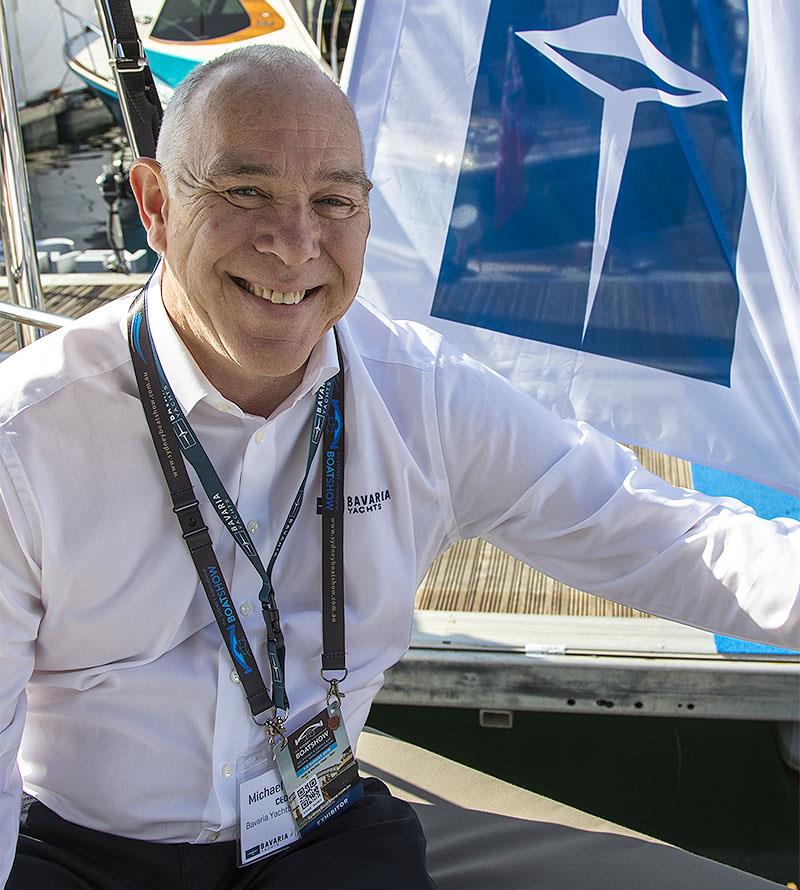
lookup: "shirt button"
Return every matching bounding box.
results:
[230,670,240,684]
[246,519,259,534]
[255,430,265,444]
[240,601,254,616]
[221,764,234,780]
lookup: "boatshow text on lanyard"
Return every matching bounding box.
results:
[127,288,347,741]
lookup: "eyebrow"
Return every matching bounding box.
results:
[322,169,373,195]
[205,159,277,180]
[204,159,372,195]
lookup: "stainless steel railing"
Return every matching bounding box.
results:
[314,0,348,82]
[0,300,66,332]
[330,0,346,82]
[55,0,106,85]
[0,0,45,346]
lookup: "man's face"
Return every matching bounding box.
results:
[152,69,371,388]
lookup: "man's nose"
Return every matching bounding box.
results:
[253,204,321,266]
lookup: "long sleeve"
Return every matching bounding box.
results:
[0,440,43,886]
[433,344,799,649]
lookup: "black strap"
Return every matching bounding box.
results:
[97,0,163,158]
[128,286,349,719]
[140,334,337,714]
[321,369,346,673]
[128,295,273,718]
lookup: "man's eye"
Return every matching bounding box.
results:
[316,196,357,216]
[228,187,260,198]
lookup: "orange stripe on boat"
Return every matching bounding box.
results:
[149,1,285,47]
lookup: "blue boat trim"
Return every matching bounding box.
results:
[73,73,119,102]
[144,49,202,89]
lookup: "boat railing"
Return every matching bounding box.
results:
[330,0,346,82]
[315,0,348,82]
[54,0,104,80]
[0,301,66,333]
[0,0,44,347]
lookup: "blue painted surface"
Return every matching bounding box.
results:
[144,49,202,89]
[691,463,800,655]
[690,464,800,521]
[714,635,797,656]
[432,0,748,386]
[75,75,119,102]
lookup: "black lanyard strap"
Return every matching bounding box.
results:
[145,333,336,714]
[128,295,273,719]
[321,367,346,678]
[128,289,349,721]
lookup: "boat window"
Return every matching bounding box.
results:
[150,0,250,42]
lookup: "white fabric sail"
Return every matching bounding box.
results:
[343,0,799,495]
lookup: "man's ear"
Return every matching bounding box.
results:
[129,158,169,253]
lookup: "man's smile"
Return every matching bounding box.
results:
[230,275,319,305]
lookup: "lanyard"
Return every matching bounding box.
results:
[127,289,347,731]
[320,345,346,698]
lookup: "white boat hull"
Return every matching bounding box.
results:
[65,0,325,108]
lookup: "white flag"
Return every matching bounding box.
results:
[344,0,800,495]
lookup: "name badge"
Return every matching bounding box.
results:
[236,755,299,866]
[275,698,363,836]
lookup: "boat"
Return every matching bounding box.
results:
[58,0,327,113]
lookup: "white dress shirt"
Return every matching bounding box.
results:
[0,273,797,882]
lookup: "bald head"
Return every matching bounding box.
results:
[155,45,362,188]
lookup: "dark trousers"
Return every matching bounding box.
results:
[9,778,436,889]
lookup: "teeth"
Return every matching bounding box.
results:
[236,277,307,304]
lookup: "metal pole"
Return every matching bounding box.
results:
[0,299,66,331]
[330,0,346,83]
[316,0,328,62]
[0,0,44,347]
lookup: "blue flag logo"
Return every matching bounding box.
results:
[432,0,748,386]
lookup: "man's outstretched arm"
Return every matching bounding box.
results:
[431,343,799,649]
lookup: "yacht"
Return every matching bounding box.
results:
[61,0,325,110]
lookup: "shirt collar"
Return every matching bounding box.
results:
[279,325,340,418]
[143,263,340,419]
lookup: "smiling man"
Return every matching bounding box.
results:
[1,45,798,890]
[133,53,372,417]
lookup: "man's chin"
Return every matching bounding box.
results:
[233,336,318,380]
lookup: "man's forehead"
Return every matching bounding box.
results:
[200,66,357,138]
[205,116,359,153]
[179,66,367,185]
[198,100,363,160]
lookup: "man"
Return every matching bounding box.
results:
[1,45,797,889]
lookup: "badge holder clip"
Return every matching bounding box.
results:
[253,708,289,749]
[322,668,348,707]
